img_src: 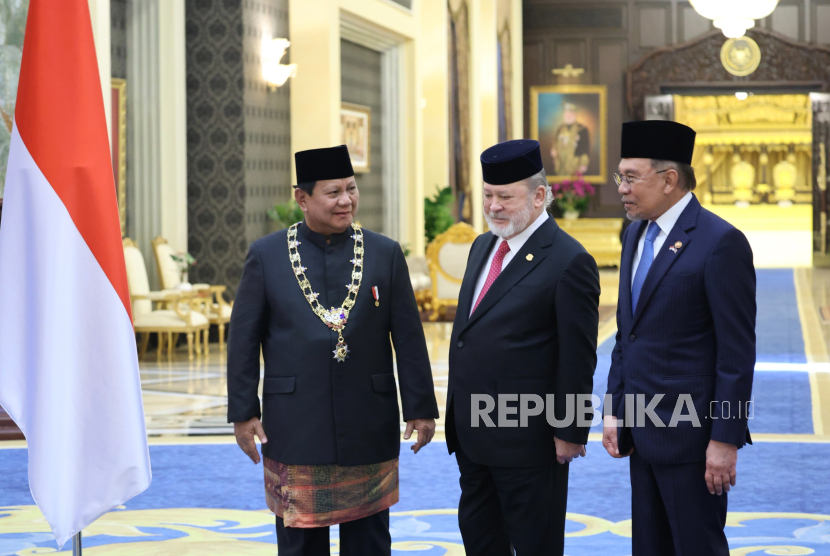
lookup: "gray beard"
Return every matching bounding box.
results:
[485,200,533,238]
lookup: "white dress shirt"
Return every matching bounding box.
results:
[471,211,549,315]
[631,191,693,289]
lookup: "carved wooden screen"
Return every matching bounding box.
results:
[627,29,830,122]
[812,94,830,266]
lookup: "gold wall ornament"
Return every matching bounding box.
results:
[287,223,364,362]
[673,94,811,146]
[731,153,756,204]
[552,64,585,78]
[772,154,798,204]
[553,218,623,268]
[112,78,127,237]
[721,37,762,77]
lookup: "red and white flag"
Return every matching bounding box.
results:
[0,0,151,548]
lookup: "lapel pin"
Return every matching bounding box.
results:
[669,241,683,254]
[372,286,380,307]
[526,254,534,261]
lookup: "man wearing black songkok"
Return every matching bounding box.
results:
[227,145,439,555]
[603,121,756,555]
[446,139,601,554]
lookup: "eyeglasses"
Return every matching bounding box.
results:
[613,169,669,187]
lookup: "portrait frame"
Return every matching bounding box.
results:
[530,84,607,184]
[340,102,371,173]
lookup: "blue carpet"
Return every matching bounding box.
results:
[599,269,806,363]
[2,441,830,554]
[592,269,813,435]
[755,269,806,363]
[750,371,814,434]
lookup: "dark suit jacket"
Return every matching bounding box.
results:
[446,217,600,467]
[607,195,756,465]
[227,223,439,466]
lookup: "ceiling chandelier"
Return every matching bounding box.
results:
[689,0,779,38]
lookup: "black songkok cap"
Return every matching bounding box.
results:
[294,145,354,188]
[621,121,696,165]
[480,139,544,185]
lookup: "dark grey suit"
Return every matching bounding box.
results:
[446,216,600,555]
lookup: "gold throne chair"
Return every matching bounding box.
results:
[426,222,479,321]
[773,153,798,206]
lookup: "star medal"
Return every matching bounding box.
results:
[288,223,364,362]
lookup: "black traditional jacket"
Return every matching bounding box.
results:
[228,222,438,465]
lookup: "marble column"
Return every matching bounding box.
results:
[468,0,498,232]
[88,0,112,142]
[126,0,188,288]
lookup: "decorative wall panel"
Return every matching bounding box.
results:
[552,40,587,71]
[812,2,830,44]
[635,3,670,50]
[185,0,247,297]
[523,6,625,31]
[242,0,292,244]
[111,0,128,79]
[594,40,626,210]
[677,3,711,43]
[341,39,384,234]
[186,0,290,297]
[522,40,544,140]
[770,4,802,42]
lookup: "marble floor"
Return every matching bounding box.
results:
[138,322,469,437]
[134,267,830,440]
[137,267,622,438]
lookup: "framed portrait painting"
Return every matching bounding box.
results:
[530,85,607,184]
[341,102,371,173]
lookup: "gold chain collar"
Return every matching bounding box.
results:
[287,222,364,362]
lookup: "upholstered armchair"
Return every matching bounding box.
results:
[124,238,210,361]
[425,222,479,321]
[152,236,233,351]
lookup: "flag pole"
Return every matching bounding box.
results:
[72,532,82,555]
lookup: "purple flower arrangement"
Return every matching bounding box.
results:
[551,174,596,216]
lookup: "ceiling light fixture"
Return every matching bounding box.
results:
[689,0,779,38]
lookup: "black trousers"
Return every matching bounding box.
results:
[275,509,391,556]
[455,442,569,556]
[630,450,729,556]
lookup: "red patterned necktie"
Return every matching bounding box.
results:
[472,241,511,314]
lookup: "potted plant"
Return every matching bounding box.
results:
[267,198,305,232]
[551,174,596,220]
[170,252,197,290]
[424,186,455,243]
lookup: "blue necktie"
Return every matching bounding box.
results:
[631,221,661,312]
